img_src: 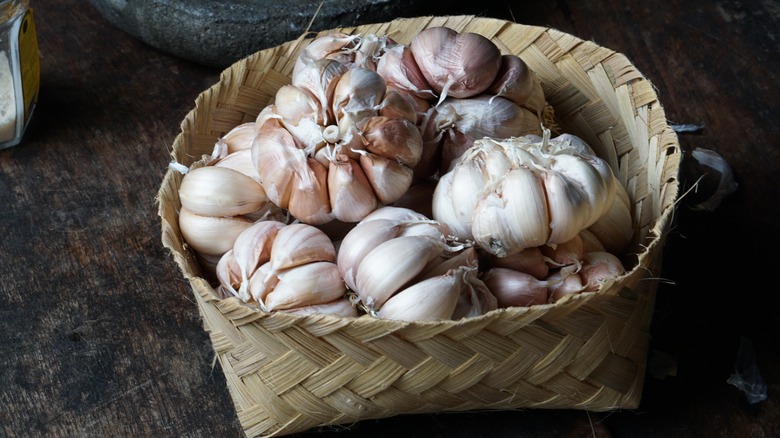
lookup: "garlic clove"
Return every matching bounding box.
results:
[376,42,435,100]
[287,157,333,225]
[482,267,549,308]
[410,27,502,103]
[376,267,463,321]
[579,229,606,253]
[487,54,546,116]
[360,116,423,168]
[360,205,430,223]
[232,220,286,293]
[212,149,262,183]
[178,207,253,257]
[251,118,308,208]
[215,249,242,299]
[547,265,585,302]
[354,235,447,310]
[179,166,269,217]
[550,153,615,227]
[358,151,414,205]
[452,269,498,319]
[472,166,550,257]
[418,246,478,281]
[247,261,278,306]
[292,58,348,124]
[336,218,403,291]
[489,246,549,280]
[219,122,259,154]
[541,234,585,268]
[263,261,347,312]
[293,32,360,77]
[376,89,419,123]
[579,251,625,292]
[432,95,542,171]
[327,153,378,223]
[540,167,592,245]
[268,223,337,274]
[332,67,386,124]
[431,170,471,240]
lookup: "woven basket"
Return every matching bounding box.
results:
[157,15,681,437]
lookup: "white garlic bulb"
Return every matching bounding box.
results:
[432,131,620,258]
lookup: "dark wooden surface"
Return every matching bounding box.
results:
[2,1,778,436]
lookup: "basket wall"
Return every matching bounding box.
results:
[157,15,681,438]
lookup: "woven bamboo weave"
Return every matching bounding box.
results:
[157,15,681,438]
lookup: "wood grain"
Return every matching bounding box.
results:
[1,0,777,437]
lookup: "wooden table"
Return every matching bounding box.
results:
[2,1,777,436]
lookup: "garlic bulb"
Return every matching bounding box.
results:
[214,221,348,315]
[337,207,481,313]
[432,131,618,257]
[249,39,426,225]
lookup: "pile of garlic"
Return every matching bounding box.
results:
[175,26,635,321]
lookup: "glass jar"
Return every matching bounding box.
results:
[1,0,39,149]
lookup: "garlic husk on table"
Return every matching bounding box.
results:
[432,131,622,258]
